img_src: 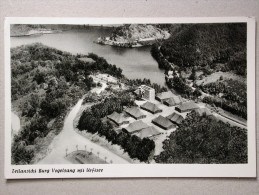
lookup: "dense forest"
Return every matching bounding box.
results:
[11,43,123,164]
[77,92,155,162]
[151,23,248,119]
[152,23,247,76]
[154,112,247,164]
[200,79,247,119]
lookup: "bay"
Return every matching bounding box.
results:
[11,27,166,86]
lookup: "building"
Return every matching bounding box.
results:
[166,112,184,125]
[155,91,175,103]
[125,107,146,120]
[175,101,199,113]
[135,126,161,139]
[140,101,162,114]
[134,85,155,101]
[122,120,150,134]
[107,112,129,126]
[165,70,174,79]
[152,115,176,130]
[78,57,95,63]
[194,107,213,117]
[163,96,183,107]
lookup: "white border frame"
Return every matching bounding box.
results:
[4,17,256,179]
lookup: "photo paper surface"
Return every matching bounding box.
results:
[5,17,256,178]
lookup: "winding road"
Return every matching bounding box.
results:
[38,86,129,164]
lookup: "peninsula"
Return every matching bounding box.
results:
[96,24,170,47]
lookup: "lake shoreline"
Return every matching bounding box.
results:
[11,29,62,37]
[11,28,167,86]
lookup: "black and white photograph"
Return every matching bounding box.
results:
[4,17,256,178]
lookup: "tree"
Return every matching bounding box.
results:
[154,112,247,164]
[193,88,202,97]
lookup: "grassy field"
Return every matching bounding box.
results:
[196,71,246,86]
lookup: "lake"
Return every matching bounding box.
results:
[11,27,166,86]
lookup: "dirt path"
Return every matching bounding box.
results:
[213,113,247,129]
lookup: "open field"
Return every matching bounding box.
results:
[196,71,246,86]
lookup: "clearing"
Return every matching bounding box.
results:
[65,150,107,164]
[196,71,246,86]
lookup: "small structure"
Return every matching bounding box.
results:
[166,112,184,125]
[194,107,212,117]
[163,96,183,107]
[155,91,175,103]
[107,112,129,126]
[140,101,162,114]
[125,107,146,120]
[175,101,199,113]
[152,115,176,130]
[134,85,155,101]
[136,126,161,139]
[122,120,149,134]
[78,57,95,64]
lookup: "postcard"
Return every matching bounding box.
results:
[5,17,256,178]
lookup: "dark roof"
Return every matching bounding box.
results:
[140,101,162,113]
[124,120,149,133]
[166,112,184,124]
[156,91,174,100]
[164,96,183,106]
[107,112,129,124]
[194,107,212,116]
[125,107,146,118]
[136,126,161,139]
[139,85,154,91]
[176,101,199,111]
[152,115,175,129]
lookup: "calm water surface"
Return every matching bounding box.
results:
[11,27,166,86]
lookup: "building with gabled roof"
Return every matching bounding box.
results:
[166,112,184,125]
[175,101,199,113]
[156,91,175,103]
[122,120,149,134]
[135,126,161,139]
[140,101,162,114]
[125,106,146,120]
[164,96,183,107]
[107,112,130,126]
[194,107,212,117]
[152,115,176,130]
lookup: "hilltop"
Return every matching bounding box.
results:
[158,23,247,76]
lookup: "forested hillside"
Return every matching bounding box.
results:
[97,24,170,47]
[153,23,247,76]
[154,112,247,164]
[11,43,123,164]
